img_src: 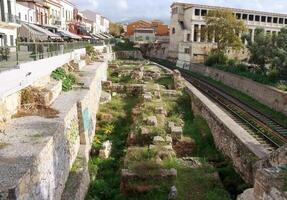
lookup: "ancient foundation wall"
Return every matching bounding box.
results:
[188,64,287,116]
[0,60,109,200]
[185,81,269,184]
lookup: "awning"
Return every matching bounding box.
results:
[80,35,92,39]
[27,23,61,39]
[18,23,48,41]
[94,33,106,40]
[98,33,110,39]
[57,29,82,40]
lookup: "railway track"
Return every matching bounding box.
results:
[152,60,287,151]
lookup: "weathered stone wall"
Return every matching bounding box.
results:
[188,64,287,116]
[0,60,109,200]
[185,81,269,184]
[115,50,143,60]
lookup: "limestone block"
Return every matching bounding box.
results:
[100,91,111,104]
[236,188,255,200]
[153,136,165,145]
[171,126,183,139]
[109,63,119,69]
[155,106,167,115]
[142,93,152,101]
[40,80,62,106]
[102,81,112,91]
[99,140,112,159]
[146,116,158,126]
[61,145,90,200]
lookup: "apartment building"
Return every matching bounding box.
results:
[169,2,287,68]
[0,0,20,46]
[127,19,169,43]
[81,10,110,33]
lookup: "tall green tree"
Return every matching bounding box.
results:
[109,23,124,37]
[243,28,275,72]
[272,27,287,79]
[204,9,246,53]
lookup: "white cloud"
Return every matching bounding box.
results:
[74,0,287,23]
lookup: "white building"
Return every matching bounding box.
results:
[170,2,287,67]
[16,2,36,24]
[60,0,74,30]
[0,0,20,46]
[132,28,155,43]
[81,10,110,33]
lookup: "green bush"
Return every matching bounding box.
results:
[267,68,280,82]
[85,44,95,56]
[51,68,76,91]
[227,59,237,67]
[205,52,228,66]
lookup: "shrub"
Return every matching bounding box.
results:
[51,68,76,91]
[227,59,237,67]
[205,52,228,66]
[85,44,95,56]
[267,68,280,82]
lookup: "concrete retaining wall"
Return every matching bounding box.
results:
[185,81,269,184]
[189,64,287,116]
[0,48,86,100]
[0,60,109,200]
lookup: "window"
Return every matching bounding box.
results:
[10,35,14,46]
[25,14,27,20]
[255,15,260,22]
[273,17,278,23]
[194,24,199,42]
[184,48,190,54]
[201,10,207,16]
[242,14,247,20]
[18,12,21,20]
[249,15,254,21]
[267,16,272,23]
[279,18,284,24]
[195,9,200,16]
[172,27,175,34]
[146,36,149,41]
[236,13,241,19]
[187,33,191,41]
[3,35,7,46]
[261,16,266,22]
[285,19,287,25]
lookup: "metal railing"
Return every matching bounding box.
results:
[0,41,90,71]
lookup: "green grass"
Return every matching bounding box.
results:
[86,96,138,200]
[155,76,174,89]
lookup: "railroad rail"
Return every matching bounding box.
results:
[152,60,287,151]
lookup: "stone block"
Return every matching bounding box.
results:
[40,80,62,106]
[171,126,183,139]
[109,63,119,69]
[146,116,158,126]
[155,106,167,116]
[61,145,90,200]
[102,81,112,91]
[142,93,152,101]
[99,140,112,159]
[100,91,111,104]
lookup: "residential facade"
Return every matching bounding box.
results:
[0,0,20,46]
[60,0,74,30]
[81,10,110,34]
[170,2,287,67]
[127,19,169,43]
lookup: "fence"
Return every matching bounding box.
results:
[0,41,90,71]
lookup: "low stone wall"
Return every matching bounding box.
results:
[185,81,269,184]
[188,64,287,116]
[115,50,143,60]
[0,60,109,200]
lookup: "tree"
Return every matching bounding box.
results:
[272,27,287,79]
[204,9,246,53]
[109,23,124,37]
[243,28,275,72]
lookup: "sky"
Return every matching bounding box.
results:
[72,0,287,23]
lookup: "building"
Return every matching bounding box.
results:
[169,2,287,67]
[16,0,49,26]
[44,0,62,27]
[127,19,169,43]
[134,28,155,43]
[60,0,74,30]
[0,0,20,46]
[81,10,110,34]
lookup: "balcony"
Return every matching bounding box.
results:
[0,14,21,28]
